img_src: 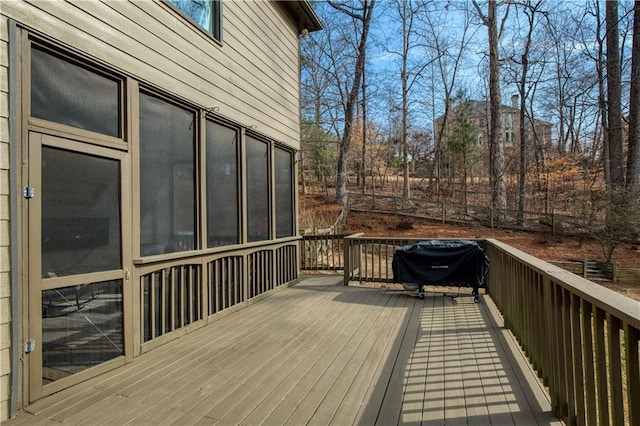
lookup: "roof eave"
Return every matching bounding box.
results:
[278,1,323,34]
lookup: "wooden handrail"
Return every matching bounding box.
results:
[484,239,639,425]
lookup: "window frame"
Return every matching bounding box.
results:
[28,39,127,149]
[274,145,295,239]
[137,88,199,257]
[164,0,223,44]
[245,133,272,243]
[205,118,242,248]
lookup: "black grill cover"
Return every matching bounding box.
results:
[392,240,489,288]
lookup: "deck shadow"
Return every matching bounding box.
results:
[355,288,561,425]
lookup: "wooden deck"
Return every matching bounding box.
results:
[7,275,562,425]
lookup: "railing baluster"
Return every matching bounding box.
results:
[594,307,609,425]
[562,288,576,424]
[570,293,585,426]
[581,300,597,425]
[624,323,639,426]
[607,314,624,426]
[554,283,567,418]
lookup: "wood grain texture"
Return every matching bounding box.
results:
[5,275,561,425]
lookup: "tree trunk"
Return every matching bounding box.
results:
[300,150,306,195]
[333,0,376,206]
[606,0,624,188]
[402,68,410,199]
[361,60,367,193]
[627,1,640,196]
[487,0,506,221]
[595,0,610,189]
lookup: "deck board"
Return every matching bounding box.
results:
[7,275,563,426]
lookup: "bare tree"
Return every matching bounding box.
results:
[300,30,334,195]
[396,0,418,199]
[542,5,600,157]
[377,0,439,200]
[606,0,624,189]
[507,0,546,223]
[472,0,510,222]
[329,0,376,206]
[424,1,475,200]
[627,0,640,196]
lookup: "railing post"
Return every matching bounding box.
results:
[343,236,351,286]
[583,257,588,278]
[611,256,617,282]
[624,324,639,426]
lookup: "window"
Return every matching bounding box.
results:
[206,121,240,247]
[139,93,196,256]
[31,46,121,137]
[275,147,294,238]
[246,136,270,242]
[42,147,122,277]
[167,0,222,41]
[503,113,515,146]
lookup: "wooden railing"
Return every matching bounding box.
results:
[344,235,416,284]
[485,239,639,426]
[300,234,348,271]
[333,234,639,425]
[136,239,299,352]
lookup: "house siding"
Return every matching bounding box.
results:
[1,0,301,149]
[0,1,309,420]
[0,12,11,422]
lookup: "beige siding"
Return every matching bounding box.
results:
[0,12,10,422]
[0,0,301,148]
[0,374,9,422]
[0,2,304,419]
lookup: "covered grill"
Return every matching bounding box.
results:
[392,240,490,302]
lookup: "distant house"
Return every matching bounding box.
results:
[0,0,321,419]
[433,96,553,170]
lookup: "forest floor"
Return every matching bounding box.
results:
[300,192,640,301]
